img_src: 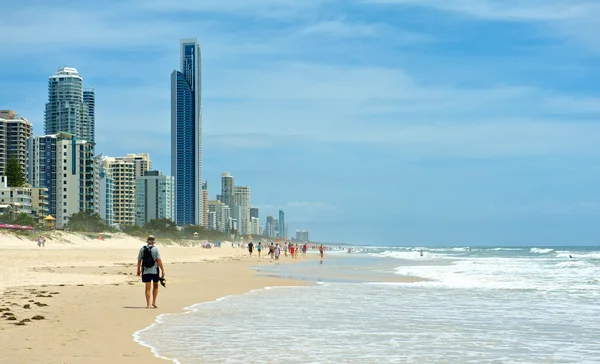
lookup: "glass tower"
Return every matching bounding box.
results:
[171,38,202,225]
[83,89,95,144]
[45,67,94,144]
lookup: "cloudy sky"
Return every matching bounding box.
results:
[1,0,600,245]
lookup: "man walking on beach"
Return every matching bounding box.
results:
[137,235,165,309]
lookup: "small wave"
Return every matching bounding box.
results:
[530,248,554,254]
[556,252,600,260]
[555,261,589,268]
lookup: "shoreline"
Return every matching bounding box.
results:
[0,235,319,363]
[0,234,419,363]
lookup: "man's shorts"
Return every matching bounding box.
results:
[142,274,160,283]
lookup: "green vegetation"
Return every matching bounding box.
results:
[66,210,110,233]
[0,212,35,226]
[6,154,26,187]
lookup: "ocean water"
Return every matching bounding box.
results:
[134,246,600,363]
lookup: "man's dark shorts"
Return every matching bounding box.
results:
[142,274,160,283]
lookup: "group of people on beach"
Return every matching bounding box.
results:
[135,236,329,309]
[246,241,326,260]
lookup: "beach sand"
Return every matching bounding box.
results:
[0,233,306,363]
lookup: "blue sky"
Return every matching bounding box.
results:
[1,0,600,245]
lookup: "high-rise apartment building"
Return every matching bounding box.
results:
[296,230,309,242]
[207,199,224,232]
[45,67,94,143]
[107,158,135,226]
[234,186,250,235]
[202,181,208,227]
[222,204,231,233]
[82,89,95,144]
[265,215,276,237]
[115,153,151,178]
[171,38,202,226]
[0,110,32,176]
[221,172,234,210]
[135,170,174,226]
[250,207,259,219]
[26,132,94,228]
[250,217,260,236]
[93,154,114,226]
[278,210,285,239]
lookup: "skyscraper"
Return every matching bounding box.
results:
[0,110,32,176]
[83,89,95,144]
[234,186,250,235]
[171,38,202,225]
[278,210,285,239]
[45,67,94,143]
[221,172,234,210]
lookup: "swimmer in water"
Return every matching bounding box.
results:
[420,249,424,257]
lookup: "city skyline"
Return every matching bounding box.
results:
[1,1,599,245]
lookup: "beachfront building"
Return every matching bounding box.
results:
[135,170,174,226]
[221,172,234,210]
[207,199,232,232]
[82,89,95,145]
[26,132,94,228]
[115,153,151,178]
[0,110,33,176]
[107,158,135,226]
[250,207,259,220]
[171,38,202,226]
[93,154,115,226]
[296,230,310,242]
[31,187,49,224]
[44,67,94,144]
[207,211,216,231]
[234,185,250,235]
[250,217,260,236]
[0,176,33,214]
[201,181,208,228]
[278,210,285,239]
[265,215,276,238]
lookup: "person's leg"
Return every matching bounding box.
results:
[152,281,159,308]
[144,281,152,308]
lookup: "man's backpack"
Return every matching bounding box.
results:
[142,246,155,268]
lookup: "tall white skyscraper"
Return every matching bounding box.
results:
[234,185,250,235]
[171,38,202,225]
[45,67,94,144]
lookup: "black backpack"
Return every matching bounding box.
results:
[142,246,155,268]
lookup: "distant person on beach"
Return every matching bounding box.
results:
[248,241,254,257]
[319,244,324,259]
[420,250,424,257]
[269,243,275,259]
[38,236,45,248]
[290,244,295,258]
[257,242,262,257]
[275,243,281,260]
[136,235,165,309]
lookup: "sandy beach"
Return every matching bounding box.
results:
[0,233,308,363]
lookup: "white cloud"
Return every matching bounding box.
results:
[364,0,592,21]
